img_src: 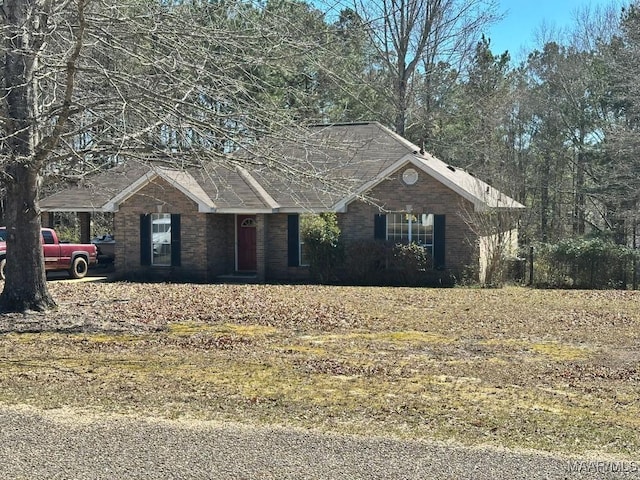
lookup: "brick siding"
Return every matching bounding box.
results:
[112,168,480,283]
[113,177,209,281]
[206,214,235,279]
[339,171,477,275]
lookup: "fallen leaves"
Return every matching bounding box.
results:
[0,282,639,457]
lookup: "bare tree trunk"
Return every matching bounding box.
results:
[1,0,56,312]
[395,71,408,136]
[0,0,363,314]
[540,156,550,243]
[572,136,586,236]
[358,0,497,136]
[2,166,53,312]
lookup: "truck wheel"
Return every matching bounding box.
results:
[0,258,5,281]
[70,257,88,279]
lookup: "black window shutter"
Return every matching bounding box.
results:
[433,214,446,269]
[171,214,181,267]
[140,214,151,266]
[287,214,299,267]
[374,214,387,240]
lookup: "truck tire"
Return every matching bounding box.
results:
[0,258,5,281]
[70,256,89,279]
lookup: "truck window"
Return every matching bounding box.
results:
[42,230,55,244]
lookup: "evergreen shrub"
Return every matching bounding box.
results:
[534,237,639,289]
[300,213,343,283]
[342,240,452,286]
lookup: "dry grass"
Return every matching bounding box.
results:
[0,282,639,457]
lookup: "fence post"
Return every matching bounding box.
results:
[528,246,534,286]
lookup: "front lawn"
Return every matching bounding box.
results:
[0,282,638,458]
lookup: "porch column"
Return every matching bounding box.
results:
[41,212,54,228]
[256,213,267,283]
[78,212,91,244]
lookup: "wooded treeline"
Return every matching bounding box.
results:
[281,0,640,252]
[1,0,639,309]
[3,0,638,248]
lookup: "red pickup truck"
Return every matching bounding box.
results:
[0,227,98,280]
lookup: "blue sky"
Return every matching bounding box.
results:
[485,0,614,58]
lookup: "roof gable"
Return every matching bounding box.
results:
[412,154,524,210]
[324,124,524,212]
[40,122,524,214]
[103,167,216,213]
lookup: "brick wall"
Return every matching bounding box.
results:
[114,177,209,281]
[111,169,481,282]
[206,214,234,279]
[339,171,478,275]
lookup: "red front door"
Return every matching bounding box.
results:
[237,215,257,271]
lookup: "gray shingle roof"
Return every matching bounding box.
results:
[39,161,151,212]
[39,122,524,213]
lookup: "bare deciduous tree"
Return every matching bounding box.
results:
[0,0,341,312]
[460,203,522,286]
[351,0,499,136]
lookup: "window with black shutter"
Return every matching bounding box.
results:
[141,213,182,267]
[433,215,446,269]
[374,214,387,240]
[140,214,151,266]
[170,214,181,267]
[287,214,299,267]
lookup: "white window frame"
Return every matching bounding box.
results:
[151,213,171,266]
[387,212,434,255]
